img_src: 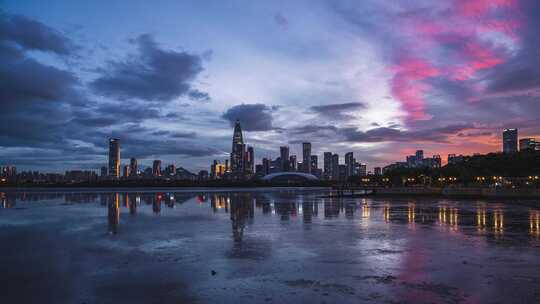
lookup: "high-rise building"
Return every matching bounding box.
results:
[331,153,339,181]
[152,160,162,177]
[338,164,347,181]
[415,150,424,161]
[302,142,312,173]
[129,158,138,176]
[165,164,176,176]
[262,158,271,175]
[345,152,354,177]
[108,138,120,177]
[1,166,16,178]
[520,138,538,151]
[310,155,318,171]
[503,128,518,153]
[323,152,332,180]
[210,160,227,179]
[123,165,130,178]
[447,154,464,165]
[230,120,245,174]
[374,167,382,176]
[280,146,290,171]
[245,146,255,174]
[356,163,367,176]
[289,155,297,171]
[100,166,108,177]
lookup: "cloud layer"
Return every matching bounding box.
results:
[1,0,540,172]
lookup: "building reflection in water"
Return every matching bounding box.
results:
[493,209,504,236]
[361,201,370,219]
[476,206,487,232]
[530,210,540,238]
[407,203,416,227]
[6,191,540,243]
[152,193,162,214]
[210,194,229,212]
[128,194,138,215]
[1,192,16,208]
[383,203,390,223]
[108,193,120,234]
[438,206,458,231]
[302,202,314,224]
[229,194,254,243]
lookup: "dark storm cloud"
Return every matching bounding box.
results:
[188,89,210,101]
[486,68,540,94]
[0,14,79,150]
[482,0,540,96]
[90,34,207,102]
[309,102,366,120]
[119,138,219,159]
[222,103,274,131]
[291,123,472,144]
[0,52,79,104]
[0,13,78,106]
[151,130,197,138]
[70,102,163,127]
[0,13,74,55]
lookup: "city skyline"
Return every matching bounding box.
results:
[2,1,540,173]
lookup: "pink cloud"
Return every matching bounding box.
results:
[391,58,440,121]
[390,0,522,122]
[456,0,515,17]
[450,41,504,81]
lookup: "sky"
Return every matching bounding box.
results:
[1,0,540,173]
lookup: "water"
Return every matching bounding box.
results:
[1,188,540,303]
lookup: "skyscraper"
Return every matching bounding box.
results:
[230,120,245,174]
[302,142,311,173]
[289,155,297,171]
[153,160,162,177]
[280,146,290,171]
[310,155,318,171]
[345,152,354,177]
[331,153,339,181]
[245,146,255,174]
[108,138,120,178]
[323,152,332,180]
[123,165,130,178]
[503,128,518,153]
[262,158,271,175]
[100,166,108,177]
[129,158,138,176]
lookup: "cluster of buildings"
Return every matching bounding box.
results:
[382,150,442,173]
[1,126,539,185]
[210,120,368,181]
[103,138,199,181]
[503,128,539,153]
[0,168,97,184]
[381,129,539,173]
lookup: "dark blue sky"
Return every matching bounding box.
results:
[1,0,540,172]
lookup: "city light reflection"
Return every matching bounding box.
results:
[530,210,540,238]
[494,209,504,235]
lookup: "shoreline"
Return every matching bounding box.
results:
[1,185,540,199]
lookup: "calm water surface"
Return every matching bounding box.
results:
[1,188,540,303]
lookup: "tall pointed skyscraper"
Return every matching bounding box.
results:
[230,120,245,174]
[108,138,120,177]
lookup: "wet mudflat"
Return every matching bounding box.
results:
[1,188,540,304]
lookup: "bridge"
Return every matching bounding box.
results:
[262,172,319,183]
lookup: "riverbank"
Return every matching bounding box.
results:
[335,187,540,199]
